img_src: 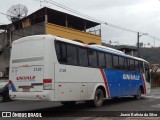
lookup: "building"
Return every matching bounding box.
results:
[116,45,137,56]
[102,43,138,56]
[0,7,101,78]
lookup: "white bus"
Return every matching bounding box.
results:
[9,35,151,107]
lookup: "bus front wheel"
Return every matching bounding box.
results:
[134,88,142,100]
[93,89,104,107]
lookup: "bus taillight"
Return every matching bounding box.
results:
[43,79,52,90]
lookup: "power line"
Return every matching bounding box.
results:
[147,34,160,42]
[37,0,150,34]
[1,0,160,46]
[41,0,160,43]
[104,22,138,33]
[43,0,102,23]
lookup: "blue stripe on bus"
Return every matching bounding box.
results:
[103,69,143,97]
[10,81,16,92]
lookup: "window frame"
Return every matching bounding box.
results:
[55,40,145,73]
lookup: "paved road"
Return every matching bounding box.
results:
[0,88,160,119]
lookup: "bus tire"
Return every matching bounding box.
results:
[0,94,4,103]
[134,88,142,100]
[61,101,76,106]
[93,88,104,107]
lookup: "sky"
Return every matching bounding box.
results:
[1,0,160,47]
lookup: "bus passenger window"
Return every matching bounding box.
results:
[124,58,129,71]
[130,59,135,71]
[55,42,67,64]
[61,44,67,63]
[67,45,78,65]
[119,57,125,70]
[79,48,88,66]
[105,54,113,69]
[88,49,98,67]
[113,56,119,69]
[55,42,61,60]
[139,62,144,73]
[135,61,140,72]
[98,52,105,68]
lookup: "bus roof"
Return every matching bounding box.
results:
[54,35,148,63]
[13,34,148,63]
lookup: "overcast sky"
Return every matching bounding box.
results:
[1,0,160,47]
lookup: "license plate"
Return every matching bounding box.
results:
[23,88,30,92]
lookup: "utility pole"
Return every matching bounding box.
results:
[154,37,155,47]
[137,32,140,57]
[137,32,148,57]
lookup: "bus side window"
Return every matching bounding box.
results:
[60,44,67,64]
[98,52,106,68]
[105,54,113,69]
[88,49,98,67]
[67,45,78,65]
[55,42,67,64]
[78,47,88,66]
[55,42,61,60]
[139,62,144,73]
[119,57,125,70]
[130,59,135,71]
[124,58,129,71]
[113,55,119,69]
[135,60,139,72]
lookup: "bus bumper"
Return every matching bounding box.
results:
[9,90,54,101]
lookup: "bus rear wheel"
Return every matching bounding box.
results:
[93,89,104,107]
[134,88,142,100]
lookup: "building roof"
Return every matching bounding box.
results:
[116,45,137,51]
[2,7,100,31]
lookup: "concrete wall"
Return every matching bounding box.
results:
[0,22,46,77]
[0,32,9,77]
[12,22,46,41]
